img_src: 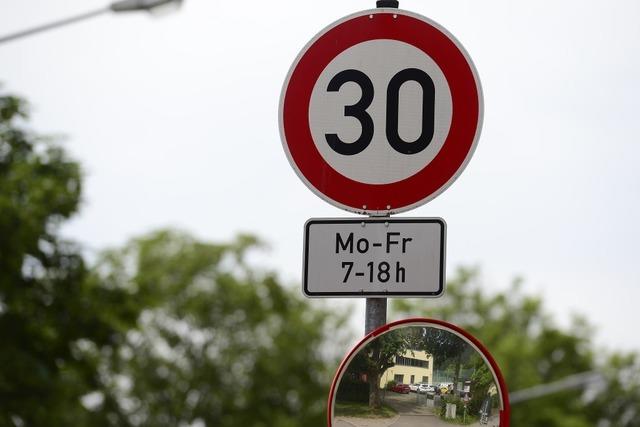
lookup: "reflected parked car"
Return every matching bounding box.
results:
[391,383,411,394]
[437,383,453,394]
[418,383,435,394]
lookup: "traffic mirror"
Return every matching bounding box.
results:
[328,318,510,426]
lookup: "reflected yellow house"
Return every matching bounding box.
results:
[379,350,433,388]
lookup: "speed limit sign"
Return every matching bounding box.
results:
[279,9,482,215]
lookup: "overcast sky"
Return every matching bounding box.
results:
[1,0,639,352]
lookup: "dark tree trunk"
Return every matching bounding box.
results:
[453,355,462,394]
[368,371,382,408]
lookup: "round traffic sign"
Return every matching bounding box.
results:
[279,9,483,215]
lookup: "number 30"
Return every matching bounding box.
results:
[325,68,435,156]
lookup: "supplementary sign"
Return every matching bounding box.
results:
[280,9,482,215]
[303,217,446,297]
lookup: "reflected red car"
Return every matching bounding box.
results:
[391,384,411,394]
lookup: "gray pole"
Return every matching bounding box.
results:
[365,298,387,335]
[363,0,399,339]
[376,0,399,7]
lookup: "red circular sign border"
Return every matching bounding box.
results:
[279,9,482,214]
[326,317,510,426]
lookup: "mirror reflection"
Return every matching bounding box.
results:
[332,324,504,426]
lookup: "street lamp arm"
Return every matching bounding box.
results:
[110,0,183,13]
[0,0,182,45]
[0,8,109,45]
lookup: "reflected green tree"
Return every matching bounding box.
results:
[358,328,412,409]
[464,356,495,416]
[418,326,473,394]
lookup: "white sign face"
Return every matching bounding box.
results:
[303,218,446,297]
[308,39,453,185]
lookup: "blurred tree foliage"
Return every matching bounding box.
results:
[0,92,141,426]
[0,91,342,427]
[3,89,640,426]
[88,229,341,427]
[393,267,640,427]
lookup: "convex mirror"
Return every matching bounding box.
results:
[328,318,509,426]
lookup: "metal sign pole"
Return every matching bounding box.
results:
[365,297,387,335]
[364,0,399,335]
[376,0,399,7]
[362,0,399,337]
